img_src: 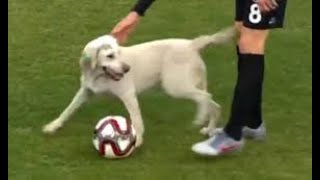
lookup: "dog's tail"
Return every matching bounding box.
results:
[191,26,236,51]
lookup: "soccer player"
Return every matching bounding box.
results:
[110,0,287,156]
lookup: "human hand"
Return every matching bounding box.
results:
[257,0,278,12]
[110,11,140,44]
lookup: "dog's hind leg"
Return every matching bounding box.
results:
[192,74,221,136]
[191,75,221,136]
[199,99,221,136]
[187,90,218,128]
[161,57,221,135]
[171,89,220,136]
[162,80,212,127]
[43,87,91,134]
[195,71,221,135]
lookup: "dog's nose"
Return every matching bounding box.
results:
[122,64,130,73]
[102,66,107,72]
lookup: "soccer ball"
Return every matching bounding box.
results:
[92,115,137,159]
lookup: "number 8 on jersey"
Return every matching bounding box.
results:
[249,4,262,24]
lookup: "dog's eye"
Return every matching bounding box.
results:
[107,54,114,59]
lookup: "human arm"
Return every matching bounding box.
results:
[110,0,155,44]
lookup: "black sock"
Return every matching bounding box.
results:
[224,53,264,140]
[236,45,240,56]
[236,46,241,71]
[245,54,264,129]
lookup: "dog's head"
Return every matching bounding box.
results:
[81,35,130,81]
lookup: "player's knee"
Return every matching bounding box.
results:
[239,36,264,54]
[238,27,269,54]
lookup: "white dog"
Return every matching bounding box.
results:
[43,27,235,147]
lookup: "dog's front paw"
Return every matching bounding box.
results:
[42,120,62,134]
[200,127,220,137]
[135,135,143,148]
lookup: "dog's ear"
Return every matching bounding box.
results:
[81,51,92,62]
[90,57,98,69]
[91,44,111,69]
[81,48,98,69]
[81,44,112,69]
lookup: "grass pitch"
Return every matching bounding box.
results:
[9,0,311,179]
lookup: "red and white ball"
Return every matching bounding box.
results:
[92,115,136,159]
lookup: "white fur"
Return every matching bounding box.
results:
[43,27,236,147]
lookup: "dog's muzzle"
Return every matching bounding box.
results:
[102,66,126,81]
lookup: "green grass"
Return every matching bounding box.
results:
[8,0,311,179]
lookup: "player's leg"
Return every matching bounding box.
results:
[224,26,268,141]
[192,0,287,156]
[192,28,268,155]
[228,0,287,138]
